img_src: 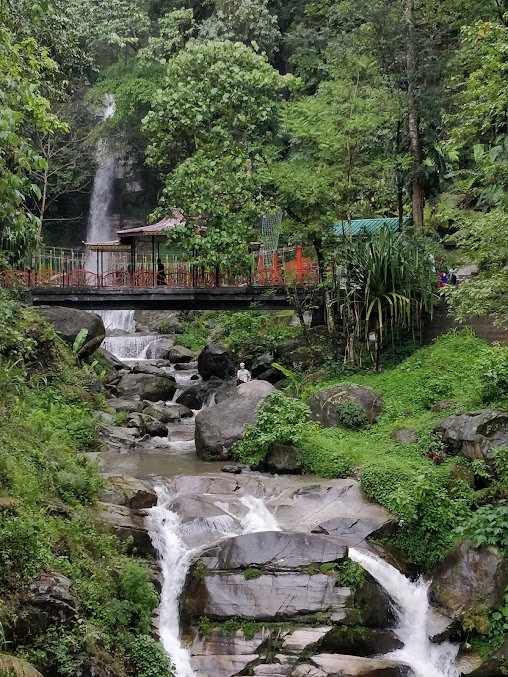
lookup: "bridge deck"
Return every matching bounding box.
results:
[29,285,312,311]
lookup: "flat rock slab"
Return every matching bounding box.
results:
[183,572,352,620]
[282,627,332,654]
[435,409,508,463]
[253,655,297,675]
[200,531,347,571]
[93,503,154,556]
[310,653,403,676]
[191,628,270,657]
[192,654,258,677]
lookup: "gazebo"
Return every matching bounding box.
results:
[84,208,186,286]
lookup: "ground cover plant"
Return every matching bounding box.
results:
[236,331,508,571]
[0,294,174,676]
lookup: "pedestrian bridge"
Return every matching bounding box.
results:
[2,246,320,311]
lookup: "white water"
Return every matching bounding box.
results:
[348,548,459,677]
[95,309,136,334]
[146,486,280,677]
[102,335,161,360]
[85,95,117,272]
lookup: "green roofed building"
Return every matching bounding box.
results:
[333,217,411,237]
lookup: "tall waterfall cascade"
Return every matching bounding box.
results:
[348,548,460,677]
[85,96,136,334]
[146,487,281,677]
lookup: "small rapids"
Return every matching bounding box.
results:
[146,486,280,677]
[348,548,460,677]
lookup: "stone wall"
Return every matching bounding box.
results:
[423,298,507,345]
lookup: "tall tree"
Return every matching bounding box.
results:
[143,40,295,268]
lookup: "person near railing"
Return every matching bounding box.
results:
[157,258,166,286]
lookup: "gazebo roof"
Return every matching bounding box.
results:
[333,217,411,236]
[117,208,185,241]
[84,240,131,252]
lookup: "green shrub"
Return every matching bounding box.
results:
[234,392,311,466]
[244,567,262,580]
[127,635,175,677]
[478,345,508,404]
[335,401,367,429]
[455,501,508,557]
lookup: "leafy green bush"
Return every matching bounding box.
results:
[127,635,175,677]
[118,560,159,634]
[455,501,508,557]
[234,392,311,466]
[478,345,508,404]
[335,401,367,429]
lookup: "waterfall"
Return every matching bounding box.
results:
[85,95,117,272]
[348,548,459,677]
[102,335,162,360]
[146,486,280,677]
[95,309,135,334]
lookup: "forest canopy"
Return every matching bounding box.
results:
[1,0,508,323]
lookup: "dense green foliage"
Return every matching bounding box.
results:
[238,331,507,570]
[0,293,173,676]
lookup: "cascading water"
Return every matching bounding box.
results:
[95,309,136,334]
[85,95,117,272]
[348,548,460,677]
[146,486,280,677]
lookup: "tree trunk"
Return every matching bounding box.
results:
[405,0,424,233]
[396,120,405,230]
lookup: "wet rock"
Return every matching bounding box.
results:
[135,310,183,334]
[281,627,332,654]
[168,345,195,363]
[251,352,275,378]
[198,343,235,380]
[308,653,403,676]
[265,443,304,473]
[115,373,177,401]
[108,397,143,414]
[27,572,78,627]
[319,627,402,656]
[195,380,276,460]
[176,377,235,410]
[312,514,398,548]
[429,540,508,623]
[132,363,175,379]
[191,654,258,677]
[308,384,384,428]
[174,361,198,371]
[103,475,157,509]
[221,464,245,474]
[141,415,169,437]
[435,410,508,464]
[253,655,297,675]
[354,576,395,629]
[142,402,181,423]
[36,306,105,358]
[199,531,347,572]
[183,572,353,621]
[97,424,140,450]
[391,429,418,444]
[93,503,154,556]
[98,347,125,370]
[126,413,147,435]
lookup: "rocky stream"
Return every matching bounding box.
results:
[68,310,507,677]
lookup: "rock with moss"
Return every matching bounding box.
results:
[429,540,508,624]
[308,384,384,429]
[0,655,43,677]
[435,410,508,464]
[36,306,105,358]
[115,372,177,401]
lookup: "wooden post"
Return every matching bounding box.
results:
[258,253,265,285]
[296,245,303,282]
[272,250,279,285]
[152,236,156,288]
[96,251,100,288]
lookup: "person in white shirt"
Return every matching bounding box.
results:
[237,362,251,385]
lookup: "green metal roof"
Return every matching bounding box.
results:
[333,217,410,236]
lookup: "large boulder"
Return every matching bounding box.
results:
[167,345,195,363]
[429,540,508,623]
[198,343,235,380]
[0,655,43,677]
[435,410,508,464]
[308,384,384,428]
[176,377,236,410]
[134,310,183,334]
[26,572,78,629]
[251,352,275,379]
[37,306,105,358]
[300,654,404,676]
[93,503,155,556]
[265,443,304,474]
[101,475,157,509]
[115,372,177,401]
[194,380,275,460]
[274,328,328,369]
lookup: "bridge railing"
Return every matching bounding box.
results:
[0,246,320,290]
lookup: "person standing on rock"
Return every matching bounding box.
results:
[237,362,251,385]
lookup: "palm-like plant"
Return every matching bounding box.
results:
[332,227,437,370]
